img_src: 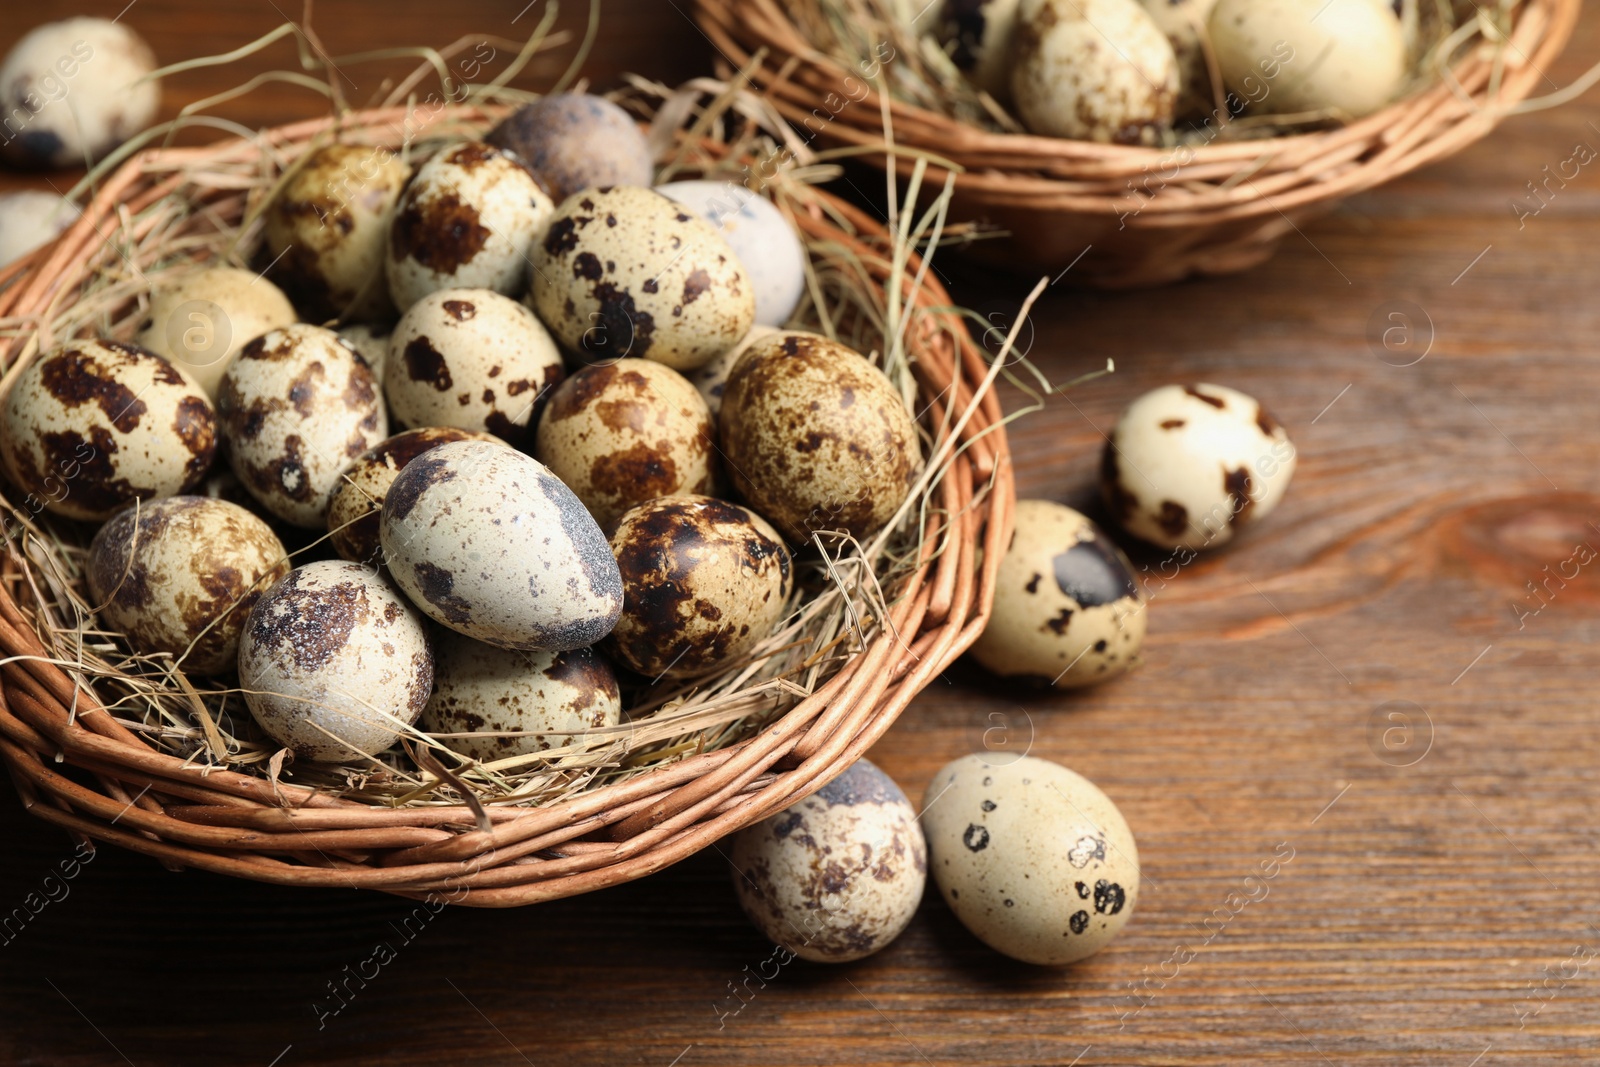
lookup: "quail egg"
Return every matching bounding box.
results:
[0,339,215,521]
[940,0,1024,101]
[923,753,1139,965]
[486,92,653,202]
[687,325,777,419]
[656,180,806,328]
[730,759,927,963]
[136,266,299,401]
[1209,0,1404,118]
[1141,0,1221,115]
[336,322,392,386]
[0,190,79,268]
[532,185,754,371]
[1101,382,1296,550]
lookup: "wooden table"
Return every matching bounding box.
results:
[4,2,1599,1064]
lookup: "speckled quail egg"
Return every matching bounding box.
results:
[264,143,409,321]
[380,438,622,650]
[1101,382,1296,551]
[1012,0,1178,143]
[1141,0,1221,115]
[0,18,158,169]
[970,501,1145,687]
[421,632,622,763]
[535,359,716,529]
[941,0,1024,101]
[386,287,564,445]
[336,322,391,386]
[87,496,289,675]
[326,426,497,566]
[238,560,433,762]
[1209,0,1404,118]
[719,331,918,545]
[387,141,554,313]
[217,324,386,528]
[136,266,299,401]
[486,92,653,203]
[0,190,79,268]
[656,181,806,328]
[923,753,1139,965]
[0,339,215,521]
[605,495,791,680]
[730,759,926,963]
[687,325,776,419]
[532,185,754,371]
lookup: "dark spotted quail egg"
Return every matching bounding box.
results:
[606,495,791,680]
[87,496,289,675]
[386,287,564,445]
[940,0,1024,101]
[387,141,554,313]
[217,324,386,528]
[535,359,716,529]
[1140,0,1221,115]
[336,322,391,386]
[380,438,622,651]
[688,325,776,419]
[0,339,216,521]
[532,186,754,371]
[421,632,621,764]
[729,759,927,963]
[719,331,919,545]
[137,267,298,400]
[238,560,433,762]
[923,754,1139,965]
[656,181,806,328]
[486,92,653,203]
[969,501,1145,688]
[1102,383,1296,551]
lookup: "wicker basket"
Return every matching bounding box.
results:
[0,105,1011,906]
[694,0,1580,287]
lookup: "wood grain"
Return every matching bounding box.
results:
[4,2,1600,1064]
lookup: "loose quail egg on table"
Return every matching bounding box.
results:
[534,359,716,529]
[729,759,926,962]
[970,500,1146,688]
[941,0,1025,101]
[1101,382,1296,550]
[532,185,754,371]
[1209,0,1405,119]
[0,339,216,521]
[87,496,289,675]
[238,560,434,762]
[687,325,776,419]
[923,753,1139,965]
[656,180,806,328]
[0,191,79,268]
[217,323,386,528]
[605,495,791,680]
[486,92,654,203]
[136,267,299,400]
[380,438,622,651]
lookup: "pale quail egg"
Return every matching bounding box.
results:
[217,324,386,528]
[1012,0,1178,143]
[941,0,1024,101]
[969,501,1145,688]
[386,287,564,445]
[421,632,622,763]
[264,143,409,321]
[730,759,926,963]
[532,185,754,371]
[87,496,289,675]
[719,331,918,545]
[136,266,298,401]
[605,495,791,680]
[0,339,215,521]
[0,190,79,268]
[486,92,653,202]
[923,753,1139,965]
[380,438,622,650]
[387,141,554,313]
[0,18,158,169]
[656,180,806,328]
[687,325,777,418]
[238,560,433,762]
[535,359,716,529]
[1209,0,1404,118]
[336,322,391,385]
[1140,0,1221,115]
[1101,382,1296,550]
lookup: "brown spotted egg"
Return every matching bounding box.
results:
[217,324,386,528]
[0,339,216,521]
[605,495,791,680]
[238,560,433,762]
[532,186,754,372]
[1141,0,1221,115]
[486,92,653,203]
[719,331,919,545]
[87,496,289,675]
[535,359,715,529]
[421,631,622,764]
[387,141,554,313]
[386,288,564,445]
[687,325,777,419]
[1102,383,1296,551]
[730,759,926,963]
[336,322,391,386]
[137,267,298,400]
[969,501,1146,688]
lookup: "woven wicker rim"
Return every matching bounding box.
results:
[0,104,1013,906]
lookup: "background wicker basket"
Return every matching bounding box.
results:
[0,104,1011,906]
[694,0,1580,287]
